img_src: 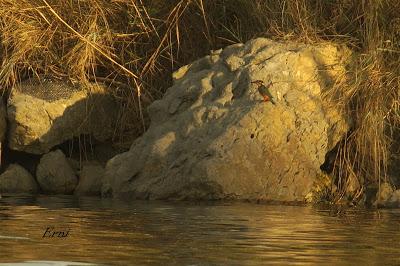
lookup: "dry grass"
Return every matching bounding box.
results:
[1,0,400,201]
[0,0,191,145]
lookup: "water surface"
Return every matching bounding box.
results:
[0,195,399,265]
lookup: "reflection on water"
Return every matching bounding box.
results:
[0,195,400,265]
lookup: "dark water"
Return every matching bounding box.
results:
[0,195,399,265]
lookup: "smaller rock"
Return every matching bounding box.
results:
[67,158,80,173]
[74,162,104,196]
[375,182,395,207]
[7,150,41,176]
[386,190,400,208]
[36,150,78,194]
[0,164,39,193]
[377,183,394,199]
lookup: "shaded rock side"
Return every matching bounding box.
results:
[7,78,118,154]
[0,164,39,193]
[74,162,104,196]
[36,150,78,194]
[387,190,400,208]
[103,38,350,201]
[374,183,400,208]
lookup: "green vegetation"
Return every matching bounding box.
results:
[0,0,399,203]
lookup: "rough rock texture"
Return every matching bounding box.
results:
[74,161,104,196]
[36,149,78,194]
[387,190,400,208]
[103,38,350,201]
[7,78,118,154]
[0,164,39,193]
[374,183,400,208]
[375,182,394,204]
[67,158,80,173]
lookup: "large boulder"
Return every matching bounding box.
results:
[36,149,78,194]
[0,164,39,194]
[102,38,350,201]
[7,78,118,154]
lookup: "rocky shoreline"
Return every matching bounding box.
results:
[0,79,118,197]
[0,38,399,208]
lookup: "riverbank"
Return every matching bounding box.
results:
[0,1,399,206]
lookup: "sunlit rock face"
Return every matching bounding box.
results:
[7,79,118,154]
[103,38,350,202]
